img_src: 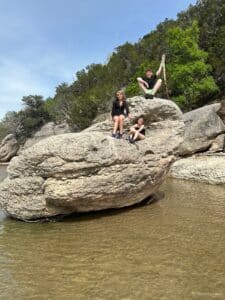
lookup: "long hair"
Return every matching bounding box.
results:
[135,115,145,124]
[115,90,126,102]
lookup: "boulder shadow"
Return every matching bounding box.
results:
[58,191,165,223]
[5,191,165,223]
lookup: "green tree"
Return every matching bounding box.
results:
[0,122,8,142]
[2,0,224,136]
[70,97,98,129]
[166,21,219,110]
[18,95,50,140]
[45,83,73,123]
[125,60,162,97]
[0,111,21,142]
[177,0,225,94]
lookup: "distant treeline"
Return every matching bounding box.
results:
[0,0,224,142]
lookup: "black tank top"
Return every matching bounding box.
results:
[135,125,145,135]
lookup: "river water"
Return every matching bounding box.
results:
[0,165,225,299]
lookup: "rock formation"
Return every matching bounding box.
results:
[179,103,225,155]
[169,103,225,184]
[0,97,184,221]
[21,122,71,150]
[209,134,225,153]
[170,154,225,184]
[0,134,19,162]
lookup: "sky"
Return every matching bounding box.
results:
[0,0,196,119]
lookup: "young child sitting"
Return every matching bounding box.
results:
[128,116,146,143]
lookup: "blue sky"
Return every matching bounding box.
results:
[0,0,196,119]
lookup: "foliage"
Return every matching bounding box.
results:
[166,22,219,110]
[17,95,50,141]
[1,0,224,141]
[177,0,225,93]
[125,60,163,97]
[0,122,8,142]
[0,95,50,143]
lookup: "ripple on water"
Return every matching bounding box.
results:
[0,169,225,299]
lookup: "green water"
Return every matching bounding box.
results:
[0,165,225,299]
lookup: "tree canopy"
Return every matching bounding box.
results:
[0,0,224,142]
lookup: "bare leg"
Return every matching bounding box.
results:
[152,79,162,96]
[133,131,140,141]
[119,115,125,134]
[133,132,145,141]
[138,82,148,94]
[113,116,119,134]
[128,128,136,139]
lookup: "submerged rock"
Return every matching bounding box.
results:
[179,104,225,155]
[0,97,184,221]
[0,134,19,162]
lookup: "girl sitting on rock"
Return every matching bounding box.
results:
[111,90,130,139]
[128,116,146,143]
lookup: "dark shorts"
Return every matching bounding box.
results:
[113,113,126,117]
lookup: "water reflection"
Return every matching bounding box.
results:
[0,168,225,299]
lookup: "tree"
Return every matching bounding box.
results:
[0,111,21,142]
[1,0,225,136]
[70,97,98,130]
[18,95,50,140]
[0,122,8,142]
[177,0,225,94]
[125,60,163,97]
[166,21,219,110]
[45,83,74,123]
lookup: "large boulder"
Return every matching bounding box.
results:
[170,154,225,184]
[86,96,183,135]
[179,104,225,155]
[0,134,19,162]
[21,122,71,150]
[0,97,184,221]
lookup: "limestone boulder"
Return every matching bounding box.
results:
[0,134,19,162]
[170,155,225,184]
[179,104,225,155]
[0,97,184,221]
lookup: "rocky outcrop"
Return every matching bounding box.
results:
[209,134,225,153]
[179,104,225,155]
[218,99,225,124]
[0,97,184,221]
[86,96,183,134]
[0,134,19,162]
[170,154,225,184]
[92,112,111,124]
[21,122,71,150]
